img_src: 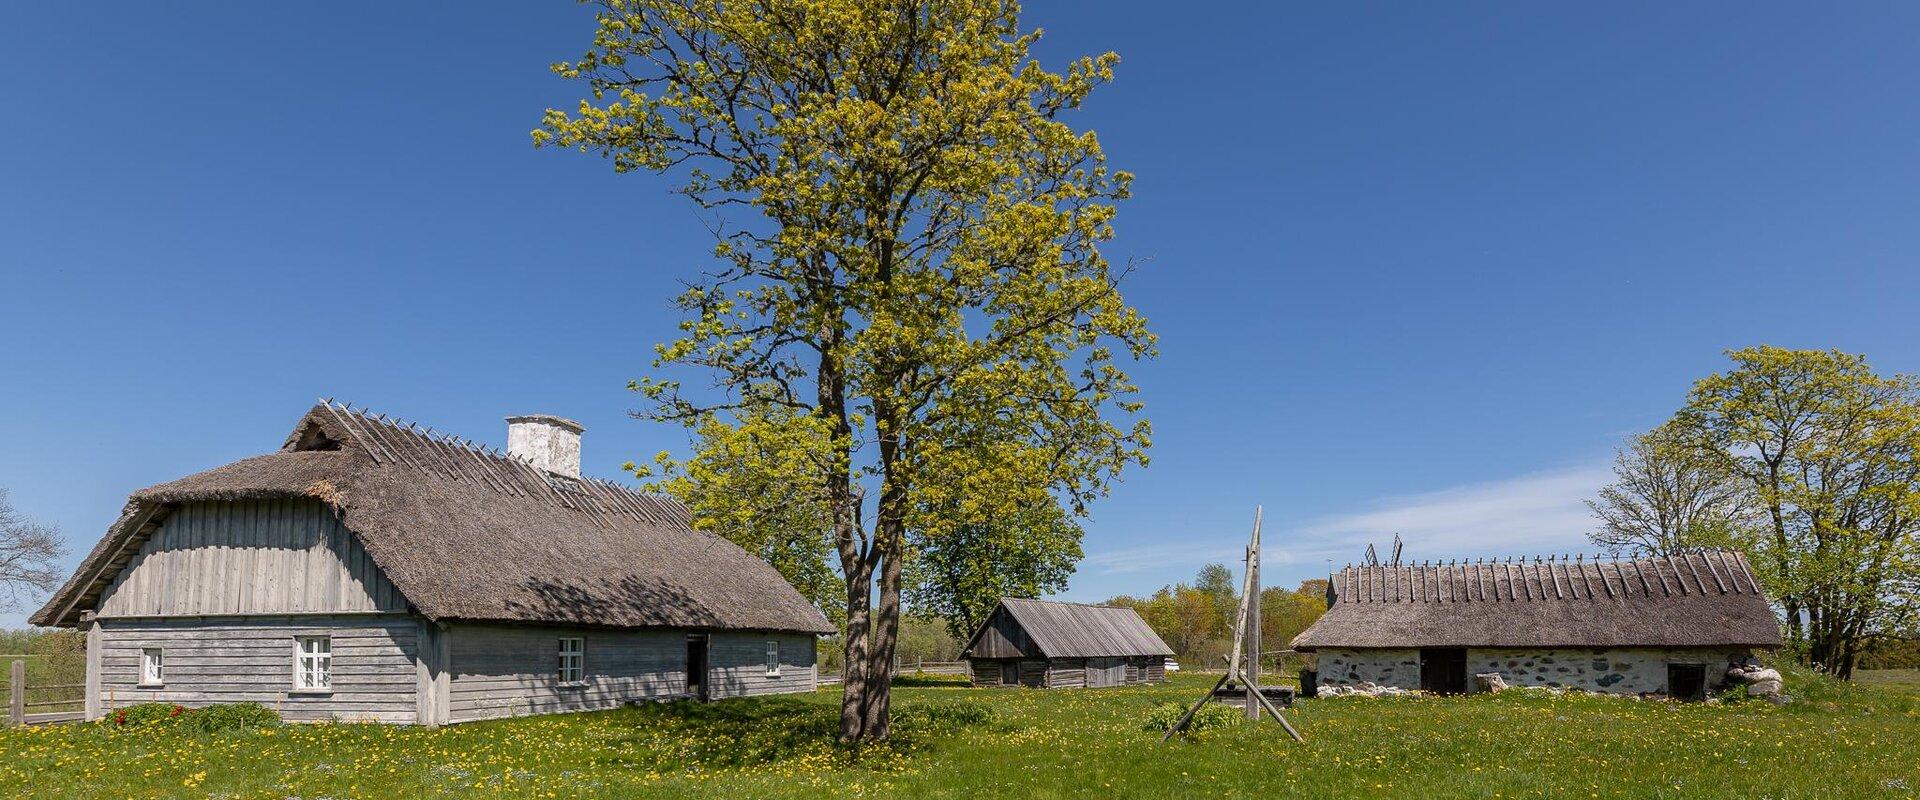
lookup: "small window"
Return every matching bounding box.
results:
[295,636,332,691]
[140,648,164,686]
[558,637,584,684]
[764,641,780,676]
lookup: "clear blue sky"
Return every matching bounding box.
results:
[4,3,1918,628]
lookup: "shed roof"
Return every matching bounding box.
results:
[1290,552,1781,650]
[33,402,833,634]
[965,597,1173,659]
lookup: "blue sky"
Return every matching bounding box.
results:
[4,3,1918,627]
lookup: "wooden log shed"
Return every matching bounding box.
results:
[962,598,1173,689]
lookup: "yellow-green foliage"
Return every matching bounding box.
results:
[4,672,1916,798]
[534,0,1154,739]
[1141,701,1241,735]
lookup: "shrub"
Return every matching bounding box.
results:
[1141,701,1242,735]
[106,703,186,727]
[101,702,280,732]
[186,702,280,733]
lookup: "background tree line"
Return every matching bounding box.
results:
[1587,346,1920,677]
[1103,564,1327,672]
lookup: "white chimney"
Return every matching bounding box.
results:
[506,415,584,477]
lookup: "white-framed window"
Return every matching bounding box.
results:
[557,637,584,684]
[764,641,781,677]
[140,648,164,686]
[294,636,332,691]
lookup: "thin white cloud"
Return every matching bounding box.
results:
[1289,464,1612,565]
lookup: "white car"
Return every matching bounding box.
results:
[1164,659,1181,672]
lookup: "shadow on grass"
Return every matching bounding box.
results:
[596,695,991,772]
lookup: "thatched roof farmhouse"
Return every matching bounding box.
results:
[35,402,831,724]
[1292,552,1781,699]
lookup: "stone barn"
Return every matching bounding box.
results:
[33,402,833,725]
[1291,552,1780,699]
[962,598,1173,688]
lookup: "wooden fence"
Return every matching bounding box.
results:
[4,659,85,726]
[820,659,970,686]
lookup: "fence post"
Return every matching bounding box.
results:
[8,660,23,725]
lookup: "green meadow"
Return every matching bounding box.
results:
[2,669,1916,799]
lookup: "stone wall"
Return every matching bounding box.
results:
[1316,647,1756,694]
[1317,648,1421,690]
[1467,647,1752,694]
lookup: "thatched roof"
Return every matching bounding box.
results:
[964,598,1173,659]
[33,402,833,634]
[1291,552,1781,650]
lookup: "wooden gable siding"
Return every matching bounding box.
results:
[94,615,421,723]
[97,499,408,618]
[968,606,1042,659]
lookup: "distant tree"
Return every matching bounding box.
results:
[1586,424,1756,556]
[905,501,1083,640]
[1259,581,1328,666]
[0,489,63,613]
[1194,562,1237,612]
[542,0,1150,740]
[1669,346,1920,678]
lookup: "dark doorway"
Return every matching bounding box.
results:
[1000,661,1019,686]
[1420,648,1469,694]
[687,634,709,700]
[1668,663,1706,701]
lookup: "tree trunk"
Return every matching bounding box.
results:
[838,556,875,741]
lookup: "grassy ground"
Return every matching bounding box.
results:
[1857,669,1920,696]
[2,669,1916,799]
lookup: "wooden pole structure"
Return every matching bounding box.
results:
[8,660,23,726]
[1244,507,1262,720]
[1163,506,1303,743]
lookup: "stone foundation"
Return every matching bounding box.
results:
[1315,647,1756,694]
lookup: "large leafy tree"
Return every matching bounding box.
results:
[904,500,1082,640]
[1586,423,1756,556]
[539,0,1151,740]
[1669,347,1920,678]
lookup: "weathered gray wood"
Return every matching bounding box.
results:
[84,620,102,720]
[8,660,22,725]
[95,616,420,723]
[97,500,407,618]
[416,620,450,726]
[447,625,688,723]
[708,633,818,698]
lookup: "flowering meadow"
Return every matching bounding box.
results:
[1,668,1915,798]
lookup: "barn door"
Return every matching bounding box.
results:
[1088,658,1123,687]
[1419,648,1467,694]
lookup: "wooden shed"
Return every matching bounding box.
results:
[32,402,833,725]
[961,598,1173,688]
[1291,553,1782,698]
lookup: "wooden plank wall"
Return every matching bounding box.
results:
[97,500,408,618]
[967,609,1040,659]
[708,633,818,698]
[446,625,686,723]
[95,615,420,723]
[446,627,819,722]
[1046,657,1088,689]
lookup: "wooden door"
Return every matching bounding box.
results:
[686,634,709,700]
[1419,648,1467,694]
[1087,658,1124,687]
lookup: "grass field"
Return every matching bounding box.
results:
[2,669,1916,799]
